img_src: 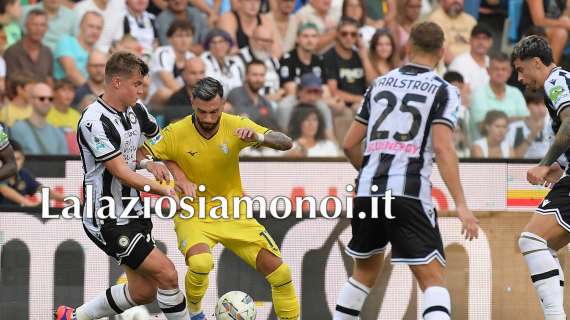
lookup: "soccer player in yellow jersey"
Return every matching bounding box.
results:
[144,77,300,320]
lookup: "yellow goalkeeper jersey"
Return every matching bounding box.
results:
[144,113,269,221]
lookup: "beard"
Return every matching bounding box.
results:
[197,116,221,133]
[447,4,463,17]
[247,81,264,94]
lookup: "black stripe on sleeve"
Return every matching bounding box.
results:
[133,103,159,137]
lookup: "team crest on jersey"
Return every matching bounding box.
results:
[549,85,567,104]
[128,111,137,124]
[148,134,162,145]
[220,143,229,154]
[0,130,8,146]
[118,235,130,248]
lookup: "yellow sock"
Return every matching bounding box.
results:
[266,263,300,320]
[185,253,213,312]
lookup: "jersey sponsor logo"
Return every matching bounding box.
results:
[148,133,162,145]
[549,85,567,104]
[366,140,420,155]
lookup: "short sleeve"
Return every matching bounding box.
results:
[432,84,460,129]
[236,116,271,149]
[150,47,174,74]
[0,123,9,151]
[144,126,173,161]
[54,36,73,59]
[355,86,372,125]
[78,115,122,162]
[545,71,570,117]
[132,102,160,138]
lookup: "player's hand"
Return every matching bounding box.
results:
[22,198,40,207]
[175,179,197,198]
[527,165,551,185]
[162,186,181,210]
[457,205,479,241]
[146,162,171,184]
[544,162,563,188]
[234,128,260,143]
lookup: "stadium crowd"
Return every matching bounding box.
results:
[0,0,561,159]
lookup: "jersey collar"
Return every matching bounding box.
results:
[96,95,121,115]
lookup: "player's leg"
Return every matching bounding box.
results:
[409,261,450,320]
[519,212,570,320]
[334,197,388,320]
[175,219,216,318]
[222,219,299,320]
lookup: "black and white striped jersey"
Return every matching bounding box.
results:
[543,67,570,171]
[355,64,460,206]
[77,96,159,234]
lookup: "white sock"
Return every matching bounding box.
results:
[157,288,190,320]
[422,286,450,320]
[550,248,565,288]
[333,277,370,320]
[519,232,566,318]
[75,284,136,319]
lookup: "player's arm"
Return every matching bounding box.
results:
[432,124,478,240]
[136,148,171,184]
[342,121,366,170]
[0,145,16,180]
[104,155,173,196]
[235,128,293,150]
[163,161,197,197]
[539,108,570,167]
[0,185,38,206]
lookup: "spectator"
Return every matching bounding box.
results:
[323,17,367,109]
[227,59,280,130]
[21,0,77,51]
[54,11,103,86]
[0,0,21,48]
[73,50,106,108]
[361,28,399,83]
[507,90,552,159]
[276,72,335,139]
[189,0,225,27]
[471,110,513,158]
[11,82,68,155]
[0,139,67,206]
[164,57,205,124]
[365,0,396,28]
[283,0,341,53]
[109,34,144,57]
[73,0,126,52]
[448,23,492,93]
[200,28,243,94]
[119,0,158,56]
[279,22,326,96]
[217,0,269,50]
[0,29,6,98]
[0,72,34,127]
[518,0,569,64]
[286,103,340,157]
[46,79,80,155]
[4,9,53,84]
[156,0,207,53]
[469,52,528,140]
[235,25,281,101]
[263,0,295,58]
[342,0,375,44]
[427,0,476,65]
[443,70,471,157]
[393,0,422,60]
[148,20,195,104]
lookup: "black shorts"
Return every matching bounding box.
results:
[84,217,155,269]
[346,196,446,266]
[536,175,570,232]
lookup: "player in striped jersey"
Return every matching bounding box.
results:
[334,22,479,320]
[513,35,570,320]
[55,52,190,320]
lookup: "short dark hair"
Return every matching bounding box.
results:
[443,71,464,84]
[409,21,444,54]
[246,59,266,74]
[288,104,326,141]
[26,8,47,23]
[490,52,510,64]
[192,77,224,101]
[9,139,21,153]
[7,71,35,100]
[511,35,553,66]
[0,0,17,15]
[54,79,75,91]
[105,52,149,82]
[524,89,545,104]
[166,20,194,38]
[337,16,359,31]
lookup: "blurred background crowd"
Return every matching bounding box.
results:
[0,0,563,159]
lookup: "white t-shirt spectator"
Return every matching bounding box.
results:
[148,45,194,99]
[448,52,490,93]
[120,10,157,55]
[507,117,553,159]
[293,140,340,157]
[472,137,510,158]
[201,51,243,95]
[74,0,127,52]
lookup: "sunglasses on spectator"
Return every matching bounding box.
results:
[35,96,53,102]
[340,31,358,38]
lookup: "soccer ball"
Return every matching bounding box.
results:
[215,291,257,320]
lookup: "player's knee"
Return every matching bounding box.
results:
[519,232,548,254]
[130,284,157,305]
[266,263,292,287]
[156,261,179,289]
[187,252,214,275]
